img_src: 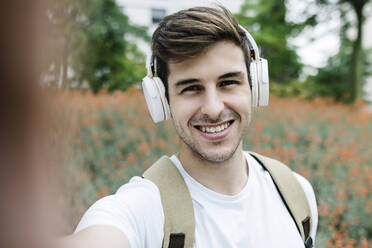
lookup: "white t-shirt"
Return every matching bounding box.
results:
[75,152,318,248]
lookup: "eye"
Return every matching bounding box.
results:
[219,80,239,87]
[180,85,202,94]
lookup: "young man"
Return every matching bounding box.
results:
[60,6,318,248]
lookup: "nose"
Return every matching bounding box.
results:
[200,87,224,121]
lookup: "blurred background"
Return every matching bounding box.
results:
[2,0,371,247]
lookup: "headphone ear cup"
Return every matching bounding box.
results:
[153,77,171,120]
[250,62,259,107]
[250,59,269,107]
[142,76,170,123]
[257,58,269,106]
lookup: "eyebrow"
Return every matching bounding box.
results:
[175,78,200,88]
[218,71,243,80]
[174,71,244,88]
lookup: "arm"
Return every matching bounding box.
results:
[57,225,130,248]
[58,177,164,248]
[59,176,165,248]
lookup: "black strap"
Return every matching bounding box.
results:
[303,216,312,248]
[251,153,313,246]
[166,216,312,248]
[250,153,303,236]
[168,233,185,248]
[302,216,311,240]
[305,236,313,248]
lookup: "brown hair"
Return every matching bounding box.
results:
[151,6,251,101]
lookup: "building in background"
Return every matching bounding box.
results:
[117,0,244,55]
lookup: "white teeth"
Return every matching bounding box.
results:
[199,122,231,133]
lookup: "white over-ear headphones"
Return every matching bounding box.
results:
[142,25,269,123]
[142,54,171,123]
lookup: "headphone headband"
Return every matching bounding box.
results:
[238,25,260,60]
[146,53,154,77]
[147,25,260,77]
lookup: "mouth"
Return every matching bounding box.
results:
[193,120,235,141]
[194,120,234,133]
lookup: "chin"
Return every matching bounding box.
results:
[174,118,244,163]
[191,145,239,163]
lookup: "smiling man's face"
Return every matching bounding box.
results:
[168,41,252,163]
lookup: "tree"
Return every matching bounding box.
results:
[341,0,370,102]
[46,0,86,88]
[73,0,148,93]
[306,0,371,102]
[235,0,316,84]
[46,0,148,92]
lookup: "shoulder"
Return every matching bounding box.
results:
[78,176,162,220]
[75,176,164,248]
[292,172,316,205]
[115,176,162,204]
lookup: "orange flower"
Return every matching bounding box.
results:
[318,203,331,216]
[346,238,356,247]
[361,237,370,248]
[357,185,369,197]
[334,186,347,201]
[298,167,310,178]
[138,143,150,155]
[127,153,137,164]
[335,204,347,215]
[365,200,372,214]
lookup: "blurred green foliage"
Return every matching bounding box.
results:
[302,0,372,103]
[236,0,371,103]
[46,0,148,92]
[235,0,316,84]
[46,0,371,101]
[74,0,147,93]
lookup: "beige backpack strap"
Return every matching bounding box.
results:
[143,156,195,248]
[249,151,313,245]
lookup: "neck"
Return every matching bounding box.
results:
[178,142,248,195]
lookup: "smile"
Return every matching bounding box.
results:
[195,120,233,133]
[193,120,235,141]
